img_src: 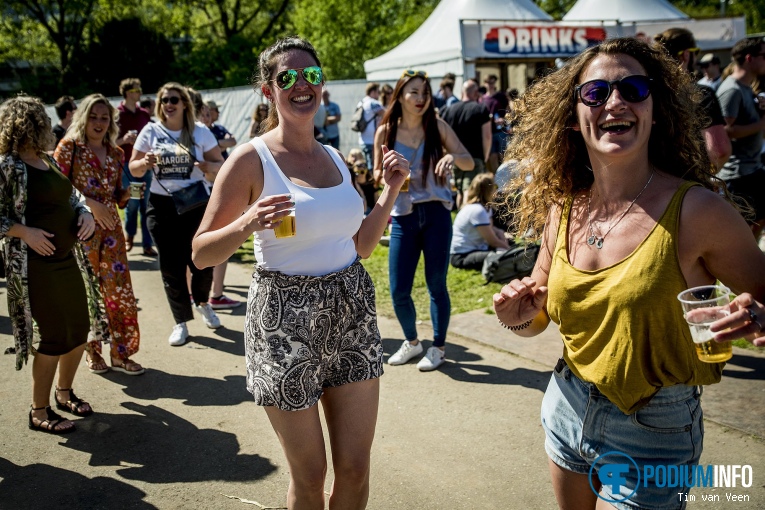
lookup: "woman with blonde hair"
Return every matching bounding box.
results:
[0,95,103,432]
[130,82,224,346]
[54,94,143,375]
[449,173,509,270]
[493,37,765,507]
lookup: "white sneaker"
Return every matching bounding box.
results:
[195,303,221,329]
[417,346,446,371]
[388,340,423,365]
[168,323,189,346]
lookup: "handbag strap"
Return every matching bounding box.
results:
[156,125,198,163]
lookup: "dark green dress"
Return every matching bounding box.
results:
[24,163,89,355]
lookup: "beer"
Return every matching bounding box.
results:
[274,211,296,238]
[687,317,733,363]
[400,175,410,192]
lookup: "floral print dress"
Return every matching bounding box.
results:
[54,140,140,360]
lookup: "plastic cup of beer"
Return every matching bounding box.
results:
[274,195,296,239]
[677,285,733,363]
[129,182,144,200]
[400,175,410,192]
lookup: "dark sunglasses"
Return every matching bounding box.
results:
[575,75,652,107]
[402,69,428,79]
[495,110,514,134]
[274,66,323,90]
[160,96,181,105]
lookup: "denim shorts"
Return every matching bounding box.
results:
[541,359,704,510]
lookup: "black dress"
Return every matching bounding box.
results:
[25,163,89,355]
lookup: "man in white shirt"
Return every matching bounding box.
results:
[697,53,722,91]
[358,83,385,169]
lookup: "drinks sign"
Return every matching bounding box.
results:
[483,26,607,56]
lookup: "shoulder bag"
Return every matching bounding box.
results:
[153,126,209,215]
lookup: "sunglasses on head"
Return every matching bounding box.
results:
[401,69,428,79]
[575,75,652,108]
[678,47,700,56]
[160,96,181,105]
[273,66,323,90]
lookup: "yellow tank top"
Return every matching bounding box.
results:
[547,181,722,414]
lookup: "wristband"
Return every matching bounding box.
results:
[498,318,533,331]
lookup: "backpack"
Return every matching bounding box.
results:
[481,242,540,284]
[350,103,369,132]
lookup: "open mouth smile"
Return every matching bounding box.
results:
[600,120,635,134]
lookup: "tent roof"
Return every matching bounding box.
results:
[563,0,688,22]
[365,0,552,77]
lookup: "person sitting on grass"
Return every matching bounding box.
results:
[450,173,509,270]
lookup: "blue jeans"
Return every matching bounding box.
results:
[389,201,452,347]
[123,164,153,247]
[361,144,374,170]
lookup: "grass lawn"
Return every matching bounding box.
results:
[233,236,503,321]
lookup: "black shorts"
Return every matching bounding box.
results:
[725,169,765,223]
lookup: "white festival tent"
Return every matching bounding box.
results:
[561,0,746,52]
[364,0,552,83]
[563,0,688,23]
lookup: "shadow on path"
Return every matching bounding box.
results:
[0,457,155,509]
[189,329,245,356]
[62,403,276,484]
[723,353,765,381]
[382,338,551,391]
[103,369,251,406]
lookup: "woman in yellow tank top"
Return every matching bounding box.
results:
[493,38,765,509]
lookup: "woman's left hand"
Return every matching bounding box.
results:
[710,293,765,347]
[434,154,455,186]
[381,145,410,190]
[77,212,96,241]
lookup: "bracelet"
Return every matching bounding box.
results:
[498,318,533,331]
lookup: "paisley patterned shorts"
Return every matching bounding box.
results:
[245,259,384,411]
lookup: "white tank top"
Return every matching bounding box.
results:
[250,137,363,276]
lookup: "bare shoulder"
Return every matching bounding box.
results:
[680,184,742,226]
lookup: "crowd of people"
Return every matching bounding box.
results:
[1,29,765,509]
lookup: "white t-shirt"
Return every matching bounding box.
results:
[134,122,218,196]
[450,203,492,255]
[358,96,383,145]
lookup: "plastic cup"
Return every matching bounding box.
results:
[677,285,733,363]
[129,182,144,200]
[400,175,410,192]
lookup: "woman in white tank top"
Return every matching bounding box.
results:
[192,37,410,508]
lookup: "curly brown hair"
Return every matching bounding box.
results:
[0,95,55,156]
[504,37,720,238]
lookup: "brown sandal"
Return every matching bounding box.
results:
[55,388,93,417]
[111,358,145,376]
[28,406,75,434]
[85,353,109,374]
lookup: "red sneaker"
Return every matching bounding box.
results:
[209,295,242,310]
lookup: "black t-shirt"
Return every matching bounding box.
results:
[53,124,66,146]
[697,84,725,128]
[440,101,490,160]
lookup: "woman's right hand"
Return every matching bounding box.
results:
[144,151,157,169]
[21,226,56,256]
[493,277,548,327]
[89,200,117,230]
[243,194,295,232]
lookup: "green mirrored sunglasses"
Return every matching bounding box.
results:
[274,66,323,90]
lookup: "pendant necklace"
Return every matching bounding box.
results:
[586,170,654,250]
